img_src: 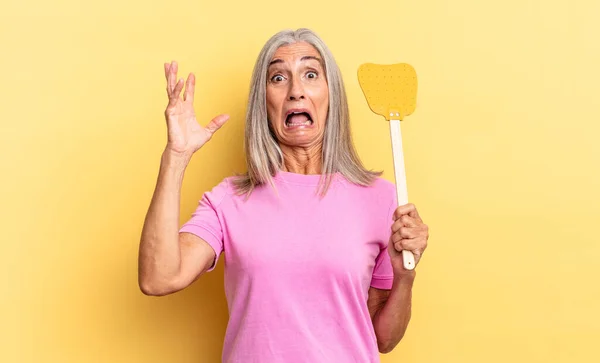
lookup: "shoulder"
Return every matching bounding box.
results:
[368,177,397,207]
[369,177,396,194]
[201,176,237,206]
[336,175,396,206]
[344,175,395,197]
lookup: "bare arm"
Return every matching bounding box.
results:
[137,60,229,296]
[369,203,429,353]
[368,272,415,353]
[137,150,215,296]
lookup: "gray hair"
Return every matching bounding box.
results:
[232,28,381,197]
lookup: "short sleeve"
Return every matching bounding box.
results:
[370,188,397,290]
[179,178,230,272]
[370,247,394,289]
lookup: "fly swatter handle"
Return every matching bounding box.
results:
[390,119,416,270]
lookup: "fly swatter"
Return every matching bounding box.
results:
[358,63,418,270]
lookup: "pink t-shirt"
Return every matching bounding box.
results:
[179,171,397,363]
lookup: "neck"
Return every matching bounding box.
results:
[280,144,323,175]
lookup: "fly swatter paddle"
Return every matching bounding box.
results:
[357,63,418,270]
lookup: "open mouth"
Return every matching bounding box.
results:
[285,110,314,128]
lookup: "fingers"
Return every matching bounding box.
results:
[170,61,178,94]
[164,61,178,95]
[391,216,420,243]
[393,238,418,252]
[393,203,422,221]
[167,78,184,107]
[390,226,418,242]
[391,215,418,232]
[165,61,173,95]
[389,203,428,265]
[183,73,195,102]
[391,215,426,242]
[205,114,230,134]
[164,62,170,84]
[165,61,195,105]
[393,237,426,255]
[173,78,184,98]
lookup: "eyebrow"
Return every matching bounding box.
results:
[268,55,323,68]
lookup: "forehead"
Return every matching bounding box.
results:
[270,42,322,64]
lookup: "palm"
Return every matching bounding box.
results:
[163,61,228,156]
[165,96,210,154]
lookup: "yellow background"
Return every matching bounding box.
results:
[1,1,599,362]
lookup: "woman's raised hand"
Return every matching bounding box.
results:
[163,61,229,158]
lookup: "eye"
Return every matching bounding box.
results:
[306,71,318,79]
[271,74,285,82]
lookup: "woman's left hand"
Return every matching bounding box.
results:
[389,203,429,274]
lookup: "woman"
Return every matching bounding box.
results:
[138,28,429,363]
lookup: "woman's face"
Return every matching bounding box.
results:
[266,42,329,149]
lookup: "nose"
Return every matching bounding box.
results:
[287,76,305,101]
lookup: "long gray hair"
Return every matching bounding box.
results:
[232,28,381,197]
